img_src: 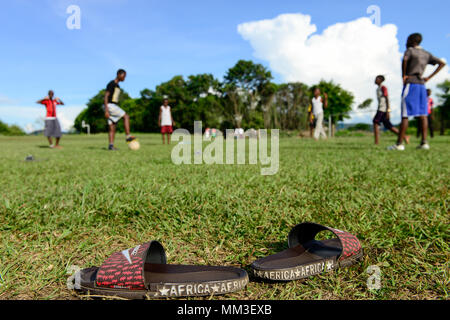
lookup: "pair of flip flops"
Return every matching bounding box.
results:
[74,223,363,299]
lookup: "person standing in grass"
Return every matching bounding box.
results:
[388,33,446,151]
[416,89,435,139]
[310,88,328,140]
[104,69,137,151]
[158,98,175,145]
[37,90,64,149]
[372,75,408,145]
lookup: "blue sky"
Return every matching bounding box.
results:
[0,0,449,131]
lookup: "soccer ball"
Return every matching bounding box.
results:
[128,140,140,151]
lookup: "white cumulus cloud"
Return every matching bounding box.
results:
[238,13,449,123]
[58,106,86,132]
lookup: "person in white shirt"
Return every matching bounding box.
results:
[309,88,328,140]
[158,99,175,144]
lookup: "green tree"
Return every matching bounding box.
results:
[136,88,160,133]
[274,82,310,130]
[74,90,132,134]
[0,120,25,136]
[313,80,354,125]
[186,74,225,130]
[122,98,146,133]
[223,60,273,128]
[155,76,192,130]
[73,60,362,134]
[358,99,373,110]
[260,82,278,129]
[436,79,450,135]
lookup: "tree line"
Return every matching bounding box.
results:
[74,60,449,134]
[0,120,25,136]
[434,79,450,135]
[74,60,355,134]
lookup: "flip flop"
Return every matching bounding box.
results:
[75,241,248,299]
[251,222,363,281]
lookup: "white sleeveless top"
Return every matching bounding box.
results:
[161,106,172,126]
[311,97,324,116]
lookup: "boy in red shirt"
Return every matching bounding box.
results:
[37,90,64,149]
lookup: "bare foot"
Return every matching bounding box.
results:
[404,136,410,145]
[54,145,63,149]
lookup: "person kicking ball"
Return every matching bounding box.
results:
[104,69,136,151]
[37,90,64,149]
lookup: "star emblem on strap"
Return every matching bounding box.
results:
[159,286,170,296]
[326,261,334,271]
[294,269,301,277]
[211,284,220,293]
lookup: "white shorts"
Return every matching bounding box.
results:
[105,103,126,125]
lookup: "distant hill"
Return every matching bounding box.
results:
[29,130,44,136]
[28,130,73,136]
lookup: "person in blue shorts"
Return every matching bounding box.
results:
[388,33,445,151]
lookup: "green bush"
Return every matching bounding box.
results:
[0,120,25,136]
[348,123,371,132]
[335,130,367,137]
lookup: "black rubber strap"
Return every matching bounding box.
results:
[288,222,362,261]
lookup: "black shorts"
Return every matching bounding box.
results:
[373,111,393,130]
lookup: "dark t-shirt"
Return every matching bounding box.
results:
[106,80,121,104]
[404,47,441,84]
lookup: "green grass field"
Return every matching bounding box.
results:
[0,133,448,300]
